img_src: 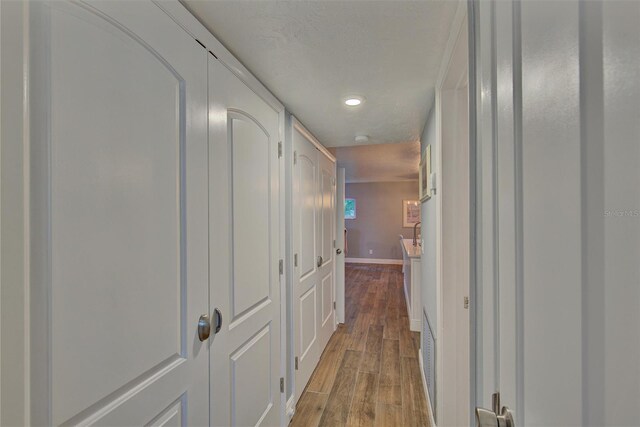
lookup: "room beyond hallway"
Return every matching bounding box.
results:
[290,264,430,427]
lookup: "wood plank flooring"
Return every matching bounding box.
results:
[290,263,431,427]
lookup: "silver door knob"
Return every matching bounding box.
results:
[317,255,323,267]
[475,406,514,427]
[198,314,211,342]
[213,308,223,334]
[336,249,342,255]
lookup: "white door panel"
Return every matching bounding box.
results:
[473,0,640,424]
[321,273,334,327]
[209,58,281,427]
[299,153,318,280]
[335,168,346,324]
[292,124,336,402]
[30,1,209,425]
[292,127,321,400]
[317,153,336,349]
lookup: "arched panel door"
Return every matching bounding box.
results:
[208,58,282,427]
[292,125,321,402]
[29,1,209,425]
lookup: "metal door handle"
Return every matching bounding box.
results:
[213,308,223,334]
[336,249,342,255]
[475,406,514,427]
[198,314,211,342]
[317,255,323,267]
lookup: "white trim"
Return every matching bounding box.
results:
[434,2,469,424]
[345,258,403,266]
[436,1,468,89]
[419,349,438,427]
[1,1,30,423]
[291,116,336,163]
[154,1,284,113]
[285,394,295,422]
[277,109,288,426]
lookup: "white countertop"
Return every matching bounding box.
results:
[401,239,421,259]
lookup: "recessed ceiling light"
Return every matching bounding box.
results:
[345,97,363,106]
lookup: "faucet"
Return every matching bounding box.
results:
[413,221,421,246]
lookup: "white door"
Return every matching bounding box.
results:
[317,152,337,349]
[208,58,282,427]
[472,1,640,425]
[292,126,321,400]
[335,168,347,324]
[29,1,209,425]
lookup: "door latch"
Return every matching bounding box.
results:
[476,392,515,427]
[317,255,323,267]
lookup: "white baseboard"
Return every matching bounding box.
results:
[286,394,295,422]
[419,348,437,427]
[410,318,421,332]
[345,257,403,265]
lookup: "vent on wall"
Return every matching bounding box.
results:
[423,309,436,421]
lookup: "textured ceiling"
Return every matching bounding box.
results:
[329,141,420,183]
[182,0,458,147]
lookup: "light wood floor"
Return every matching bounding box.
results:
[290,263,431,427]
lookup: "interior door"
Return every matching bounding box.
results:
[208,57,282,427]
[335,168,347,324]
[317,152,337,349]
[472,1,640,425]
[292,126,321,401]
[29,1,209,425]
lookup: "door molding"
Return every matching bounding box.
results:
[291,117,336,163]
[433,1,470,425]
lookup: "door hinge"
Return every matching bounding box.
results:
[278,141,283,158]
[280,377,285,393]
[464,296,469,309]
[279,259,284,275]
[294,253,298,267]
[333,301,336,310]
[295,356,299,370]
[195,39,206,49]
[333,239,336,248]
[293,151,297,165]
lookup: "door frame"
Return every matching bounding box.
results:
[432,1,471,425]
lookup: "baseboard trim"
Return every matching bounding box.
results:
[345,258,403,265]
[419,348,437,427]
[286,394,295,422]
[410,318,421,332]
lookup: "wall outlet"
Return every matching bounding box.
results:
[369,249,373,255]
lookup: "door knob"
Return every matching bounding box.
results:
[317,255,323,267]
[213,308,223,334]
[197,314,211,342]
[336,249,342,255]
[475,406,514,427]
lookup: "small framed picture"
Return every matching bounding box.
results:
[403,200,421,228]
[420,144,432,201]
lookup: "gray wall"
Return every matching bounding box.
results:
[420,107,437,334]
[345,181,419,260]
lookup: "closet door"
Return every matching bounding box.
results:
[208,58,282,427]
[292,126,321,401]
[29,1,209,425]
[317,152,337,350]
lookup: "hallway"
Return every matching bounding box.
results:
[291,264,430,427]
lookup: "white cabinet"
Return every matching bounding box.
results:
[401,239,422,332]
